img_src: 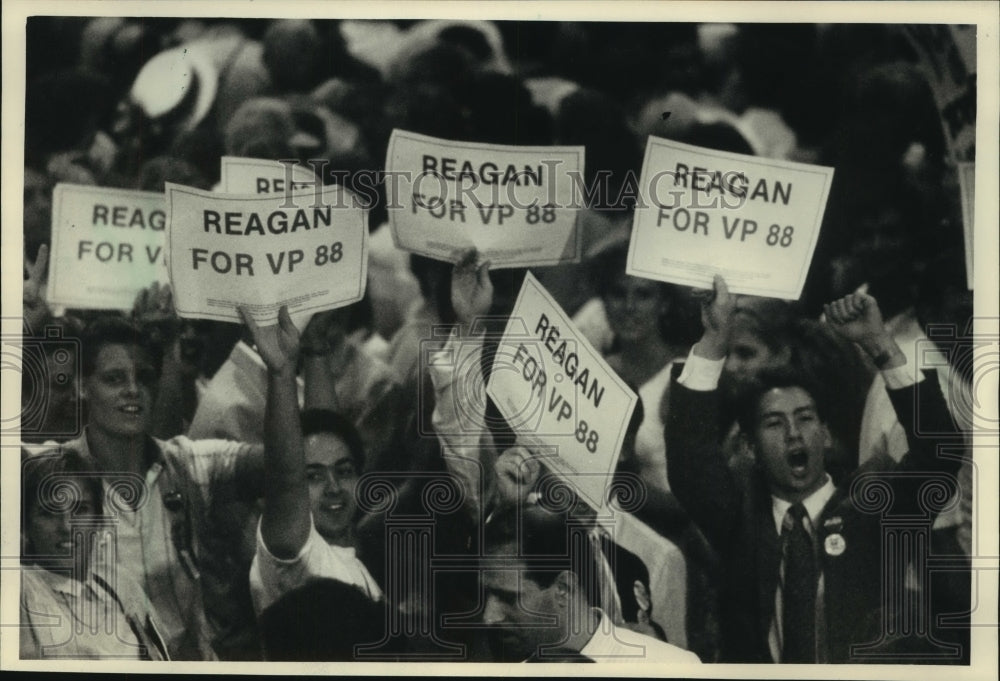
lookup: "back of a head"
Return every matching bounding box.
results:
[259,579,387,660]
[464,72,553,145]
[262,20,324,94]
[224,97,297,159]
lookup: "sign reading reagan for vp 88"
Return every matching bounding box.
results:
[221,156,321,195]
[627,137,834,300]
[47,183,169,310]
[166,183,368,325]
[386,129,584,268]
[486,272,637,511]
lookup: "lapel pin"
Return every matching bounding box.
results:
[824,533,846,557]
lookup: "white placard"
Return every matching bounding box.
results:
[166,183,368,325]
[221,156,321,195]
[47,183,169,310]
[627,136,834,300]
[486,272,637,510]
[385,129,584,268]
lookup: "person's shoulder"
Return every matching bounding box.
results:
[614,625,701,663]
[585,620,701,663]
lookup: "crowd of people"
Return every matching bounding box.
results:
[19,17,975,664]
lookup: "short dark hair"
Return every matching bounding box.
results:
[21,448,104,556]
[80,316,163,379]
[259,579,388,661]
[484,504,602,607]
[300,408,366,471]
[735,364,828,439]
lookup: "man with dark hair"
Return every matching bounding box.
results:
[481,503,700,663]
[49,315,263,660]
[239,306,383,628]
[665,277,962,663]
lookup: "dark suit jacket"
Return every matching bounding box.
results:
[666,365,961,663]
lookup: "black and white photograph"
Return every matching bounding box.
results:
[2,1,997,675]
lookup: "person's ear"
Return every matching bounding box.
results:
[552,570,577,608]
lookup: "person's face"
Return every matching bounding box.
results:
[751,387,830,502]
[482,545,567,662]
[24,480,98,572]
[82,344,158,438]
[603,275,666,342]
[723,320,790,391]
[304,433,359,546]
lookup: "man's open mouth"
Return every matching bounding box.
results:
[787,450,809,471]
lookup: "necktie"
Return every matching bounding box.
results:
[782,502,816,663]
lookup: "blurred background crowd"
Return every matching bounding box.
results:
[18,17,976,664]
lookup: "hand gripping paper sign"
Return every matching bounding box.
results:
[166,182,368,325]
[486,272,637,511]
[47,183,169,310]
[626,137,834,300]
[220,156,322,195]
[385,129,584,268]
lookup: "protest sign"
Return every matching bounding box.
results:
[958,161,975,290]
[626,136,834,300]
[221,156,321,195]
[385,129,584,268]
[47,183,168,310]
[166,182,368,325]
[485,272,637,510]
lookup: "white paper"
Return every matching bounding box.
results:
[486,271,637,510]
[47,183,169,310]
[166,182,368,325]
[385,128,584,268]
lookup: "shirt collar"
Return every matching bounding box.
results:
[72,428,166,482]
[29,565,106,600]
[771,474,836,534]
[578,608,612,659]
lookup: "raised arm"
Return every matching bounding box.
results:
[133,282,200,439]
[824,292,961,484]
[665,275,742,548]
[240,305,308,559]
[299,308,351,412]
[427,248,497,515]
[23,244,50,335]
